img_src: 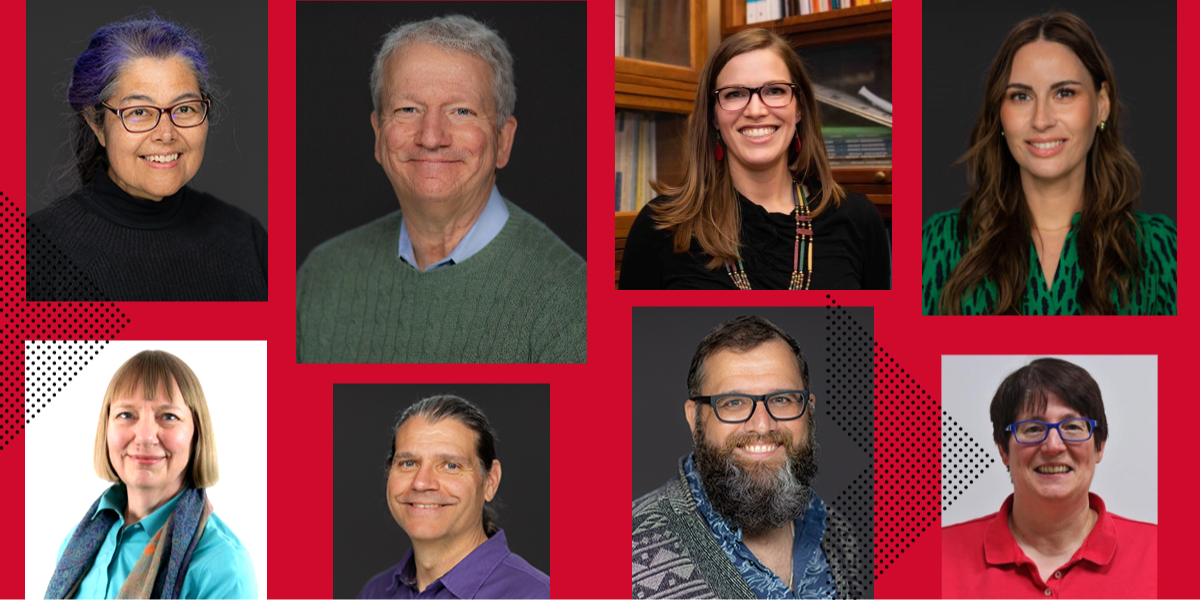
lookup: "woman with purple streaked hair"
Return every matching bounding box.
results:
[26,13,267,302]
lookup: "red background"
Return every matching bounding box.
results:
[2,0,1194,598]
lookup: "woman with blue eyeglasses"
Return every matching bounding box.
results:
[942,358,1156,598]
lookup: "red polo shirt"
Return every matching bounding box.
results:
[942,493,1156,598]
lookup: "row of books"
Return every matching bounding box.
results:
[615,111,658,213]
[823,125,892,164]
[747,0,889,25]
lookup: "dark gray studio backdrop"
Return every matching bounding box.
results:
[295,2,586,268]
[25,2,268,227]
[332,383,550,600]
[921,0,1176,221]
[631,306,874,504]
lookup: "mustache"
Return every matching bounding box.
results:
[723,430,794,452]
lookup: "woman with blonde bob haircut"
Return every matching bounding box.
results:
[922,11,1177,315]
[620,28,890,290]
[46,350,257,599]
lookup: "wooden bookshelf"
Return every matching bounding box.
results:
[721,1,891,43]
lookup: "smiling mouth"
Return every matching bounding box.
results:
[1034,465,1072,474]
[1028,141,1064,150]
[140,153,180,163]
[738,443,781,454]
[739,126,778,140]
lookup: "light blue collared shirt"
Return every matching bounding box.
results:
[56,485,257,599]
[397,185,510,272]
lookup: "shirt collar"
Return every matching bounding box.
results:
[389,529,515,598]
[397,185,509,272]
[91,484,187,536]
[984,492,1117,568]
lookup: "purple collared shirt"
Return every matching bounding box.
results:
[358,530,549,599]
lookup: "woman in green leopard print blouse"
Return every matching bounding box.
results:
[921,12,1177,315]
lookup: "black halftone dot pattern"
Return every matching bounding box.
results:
[26,219,112,301]
[822,466,873,599]
[25,340,109,424]
[873,326,939,581]
[1,196,129,450]
[822,296,873,599]
[941,411,994,511]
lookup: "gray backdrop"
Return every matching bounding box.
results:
[631,306,874,503]
[941,355,1158,526]
[332,383,550,599]
[295,2,586,269]
[25,2,268,227]
[921,0,1176,221]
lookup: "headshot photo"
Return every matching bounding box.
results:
[941,355,1157,598]
[24,340,267,599]
[295,3,586,364]
[631,307,873,598]
[332,384,550,599]
[618,28,891,290]
[25,3,268,302]
[921,1,1177,315]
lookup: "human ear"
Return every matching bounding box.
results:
[684,400,698,434]
[494,116,518,169]
[484,459,501,501]
[1098,81,1111,125]
[370,111,382,165]
[87,112,107,148]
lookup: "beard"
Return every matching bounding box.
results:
[693,412,818,535]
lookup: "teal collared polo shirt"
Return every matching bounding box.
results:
[56,485,257,599]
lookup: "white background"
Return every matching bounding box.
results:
[24,340,268,600]
[942,355,1158,527]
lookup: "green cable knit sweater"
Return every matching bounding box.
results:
[297,199,586,363]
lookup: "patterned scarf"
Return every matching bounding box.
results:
[45,486,213,599]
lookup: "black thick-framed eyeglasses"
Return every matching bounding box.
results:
[100,99,211,133]
[689,390,811,423]
[713,83,798,111]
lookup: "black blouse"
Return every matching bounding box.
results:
[619,185,890,290]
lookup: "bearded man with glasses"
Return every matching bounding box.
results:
[632,315,860,599]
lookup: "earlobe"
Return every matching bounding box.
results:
[1098,81,1111,123]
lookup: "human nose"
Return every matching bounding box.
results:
[742,90,770,117]
[417,111,451,149]
[411,462,440,491]
[743,398,779,433]
[1032,96,1056,130]
[135,413,160,444]
[1040,426,1068,452]
[150,110,179,141]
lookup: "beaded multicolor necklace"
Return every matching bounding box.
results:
[725,181,813,290]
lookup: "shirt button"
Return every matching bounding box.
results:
[1054,571,1062,579]
[1044,589,1052,596]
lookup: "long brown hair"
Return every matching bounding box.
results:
[651,28,844,269]
[939,12,1141,315]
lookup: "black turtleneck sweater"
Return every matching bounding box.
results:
[26,170,267,301]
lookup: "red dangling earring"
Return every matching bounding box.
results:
[715,132,725,161]
[793,129,802,153]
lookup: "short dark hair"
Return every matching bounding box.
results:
[687,315,810,398]
[387,394,500,536]
[990,358,1109,454]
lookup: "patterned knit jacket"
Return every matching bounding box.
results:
[633,458,867,599]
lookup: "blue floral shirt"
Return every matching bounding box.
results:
[684,454,835,599]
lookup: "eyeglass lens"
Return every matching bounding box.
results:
[121,102,208,132]
[713,392,806,422]
[717,84,794,110]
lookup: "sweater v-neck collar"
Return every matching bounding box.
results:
[76,168,201,230]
